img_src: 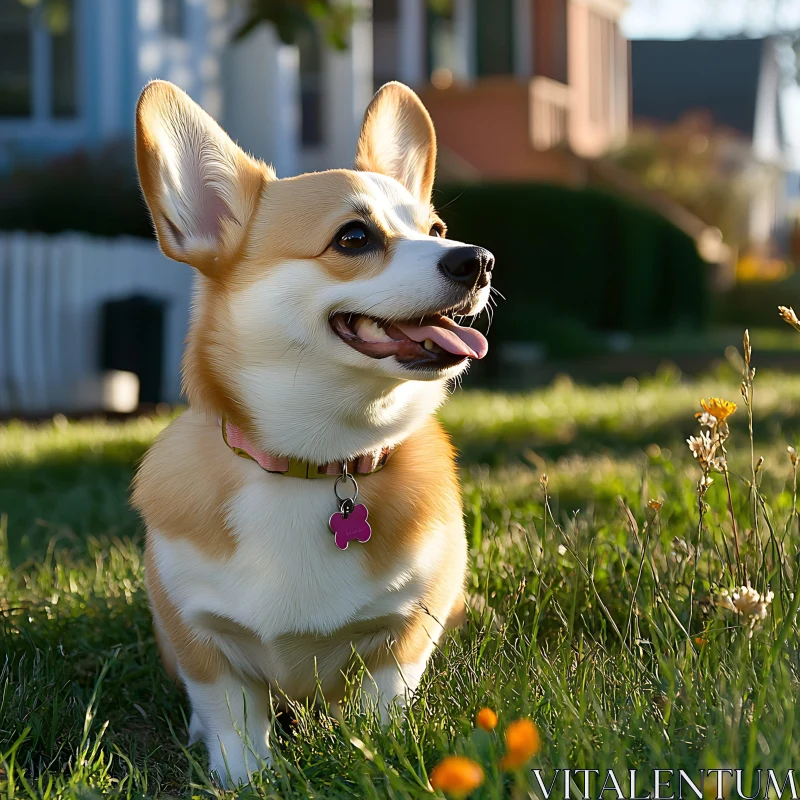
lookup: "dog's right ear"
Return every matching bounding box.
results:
[135,80,271,273]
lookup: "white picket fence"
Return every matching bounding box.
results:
[0,232,193,415]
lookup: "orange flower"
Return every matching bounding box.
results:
[475,707,498,731]
[500,718,541,770]
[429,756,485,797]
[695,636,707,647]
[696,398,737,425]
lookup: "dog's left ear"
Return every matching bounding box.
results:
[355,82,437,206]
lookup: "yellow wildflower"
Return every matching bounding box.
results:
[429,756,484,798]
[696,398,737,425]
[475,707,498,731]
[500,718,541,770]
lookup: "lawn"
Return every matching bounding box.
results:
[3,356,800,798]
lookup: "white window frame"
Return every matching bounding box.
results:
[0,0,87,140]
[161,0,187,41]
[513,0,532,79]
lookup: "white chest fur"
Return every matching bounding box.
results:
[149,472,440,648]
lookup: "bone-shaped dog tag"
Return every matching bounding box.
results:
[329,502,372,550]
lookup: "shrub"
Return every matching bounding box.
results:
[434,182,711,348]
[716,272,800,329]
[0,141,152,239]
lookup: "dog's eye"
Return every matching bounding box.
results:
[429,223,445,238]
[335,222,370,250]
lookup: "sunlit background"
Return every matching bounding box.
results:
[1,0,800,412]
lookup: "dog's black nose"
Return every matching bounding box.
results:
[438,246,495,288]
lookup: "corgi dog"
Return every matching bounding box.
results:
[132,79,494,786]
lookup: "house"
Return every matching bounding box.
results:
[410,0,631,184]
[630,37,800,249]
[0,0,630,182]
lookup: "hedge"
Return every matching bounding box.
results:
[0,143,153,239]
[434,183,710,352]
[0,152,710,351]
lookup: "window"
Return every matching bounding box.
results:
[426,4,456,78]
[0,0,78,120]
[298,24,323,147]
[534,0,568,84]
[0,0,32,117]
[162,0,185,38]
[372,0,399,89]
[51,2,77,117]
[475,0,514,77]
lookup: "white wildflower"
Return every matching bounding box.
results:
[713,585,774,636]
[699,473,714,489]
[698,412,718,428]
[672,537,695,561]
[732,586,774,619]
[779,305,800,331]
[687,431,717,467]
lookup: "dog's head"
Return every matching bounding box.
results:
[136,80,494,457]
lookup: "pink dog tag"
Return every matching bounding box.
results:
[329,503,372,550]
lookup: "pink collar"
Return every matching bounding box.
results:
[220,417,394,479]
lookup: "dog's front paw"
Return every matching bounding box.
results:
[209,735,272,789]
[188,711,204,746]
[361,661,429,725]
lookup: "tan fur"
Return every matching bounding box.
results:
[145,544,226,684]
[359,417,461,576]
[133,411,241,559]
[190,611,410,702]
[137,81,445,446]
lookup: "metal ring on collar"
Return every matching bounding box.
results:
[334,472,359,503]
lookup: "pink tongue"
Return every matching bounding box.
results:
[395,315,489,359]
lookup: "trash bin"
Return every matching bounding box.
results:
[100,295,166,405]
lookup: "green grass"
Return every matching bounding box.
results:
[3,366,800,798]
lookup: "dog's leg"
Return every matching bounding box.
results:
[184,673,272,788]
[187,710,204,745]
[362,652,431,724]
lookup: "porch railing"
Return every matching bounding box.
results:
[529,76,571,151]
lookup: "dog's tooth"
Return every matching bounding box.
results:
[354,316,391,343]
[423,338,435,351]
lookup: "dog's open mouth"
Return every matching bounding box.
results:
[331,312,489,369]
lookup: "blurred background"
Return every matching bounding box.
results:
[1,0,800,414]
